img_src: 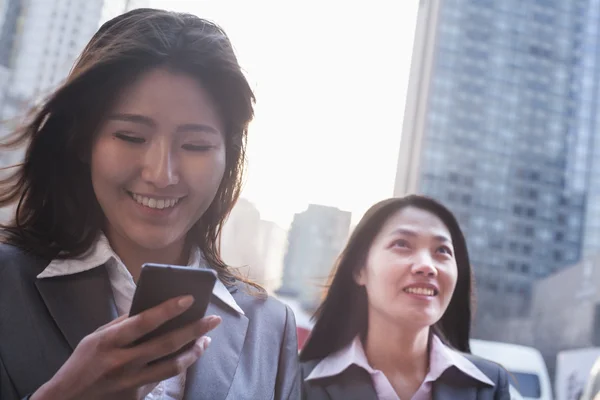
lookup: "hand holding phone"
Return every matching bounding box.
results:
[129,263,219,347]
[31,263,221,400]
[32,295,221,400]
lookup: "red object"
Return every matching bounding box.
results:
[297,326,312,350]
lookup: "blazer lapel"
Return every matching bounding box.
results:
[35,264,118,350]
[432,367,478,400]
[183,294,249,400]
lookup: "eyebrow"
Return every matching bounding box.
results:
[391,228,451,243]
[107,113,220,135]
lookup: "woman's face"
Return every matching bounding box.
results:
[91,67,226,253]
[355,206,458,330]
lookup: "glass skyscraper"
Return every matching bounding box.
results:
[396,0,599,336]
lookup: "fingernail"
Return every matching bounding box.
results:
[203,336,212,351]
[178,296,194,308]
[207,315,222,327]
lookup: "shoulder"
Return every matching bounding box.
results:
[300,359,320,380]
[461,352,510,386]
[0,242,48,281]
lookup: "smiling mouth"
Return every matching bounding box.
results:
[403,287,439,297]
[127,191,184,210]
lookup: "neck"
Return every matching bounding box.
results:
[364,312,430,379]
[104,231,189,282]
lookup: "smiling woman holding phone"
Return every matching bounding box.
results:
[300,195,512,400]
[0,8,299,400]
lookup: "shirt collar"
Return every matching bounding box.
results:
[426,334,494,386]
[38,234,245,315]
[305,334,494,387]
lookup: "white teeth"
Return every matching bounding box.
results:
[405,287,435,296]
[131,193,180,209]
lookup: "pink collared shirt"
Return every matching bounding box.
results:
[305,334,494,400]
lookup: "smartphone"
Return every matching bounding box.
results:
[129,263,218,350]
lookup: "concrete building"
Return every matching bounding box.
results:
[220,198,262,280]
[256,219,287,293]
[528,254,600,378]
[277,204,351,311]
[220,198,288,291]
[395,0,597,337]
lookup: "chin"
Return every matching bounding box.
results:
[124,228,184,251]
[399,311,440,328]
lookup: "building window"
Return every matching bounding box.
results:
[554,250,563,262]
[555,231,564,242]
[524,226,535,237]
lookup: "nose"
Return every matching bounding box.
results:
[140,139,180,188]
[411,251,438,277]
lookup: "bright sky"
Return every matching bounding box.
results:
[152,0,419,228]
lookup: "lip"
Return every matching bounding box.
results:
[402,282,440,297]
[127,190,186,200]
[126,190,185,217]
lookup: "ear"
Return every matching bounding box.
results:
[353,266,366,286]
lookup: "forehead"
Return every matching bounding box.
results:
[378,206,452,240]
[107,67,224,131]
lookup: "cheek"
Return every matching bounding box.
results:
[90,140,134,196]
[440,266,459,301]
[183,150,226,196]
[364,255,406,297]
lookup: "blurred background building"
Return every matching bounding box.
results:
[219,198,287,292]
[276,204,351,311]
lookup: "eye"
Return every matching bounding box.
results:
[181,144,214,152]
[437,245,453,257]
[392,239,410,248]
[115,132,145,144]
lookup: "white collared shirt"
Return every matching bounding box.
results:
[306,335,495,400]
[37,234,245,400]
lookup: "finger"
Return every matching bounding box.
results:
[137,381,161,399]
[108,295,195,347]
[130,315,221,366]
[95,315,128,333]
[124,337,209,389]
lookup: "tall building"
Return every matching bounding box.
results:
[220,198,263,280]
[277,204,351,311]
[395,0,595,335]
[7,1,103,105]
[256,220,287,293]
[0,0,23,130]
[220,198,288,290]
[0,0,149,122]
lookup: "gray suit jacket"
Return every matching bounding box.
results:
[0,243,301,400]
[300,353,511,400]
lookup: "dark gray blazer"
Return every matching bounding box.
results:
[0,243,301,400]
[300,353,511,400]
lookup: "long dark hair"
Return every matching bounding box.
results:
[0,9,257,288]
[300,195,474,361]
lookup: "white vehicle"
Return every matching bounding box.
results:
[555,348,600,400]
[470,339,553,400]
